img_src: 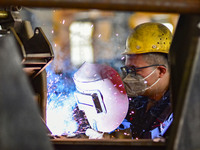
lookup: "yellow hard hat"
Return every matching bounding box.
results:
[123,22,172,55]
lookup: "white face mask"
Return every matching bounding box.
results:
[122,68,160,97]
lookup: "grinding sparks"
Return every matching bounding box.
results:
[129,111,135,115]
[62,20,66,25]
[121,56,125,60]
[46,64,78,135]
[119,84,123,87]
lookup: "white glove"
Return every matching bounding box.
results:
[85,128,104,139]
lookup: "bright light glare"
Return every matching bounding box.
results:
[0,25,2,37]
[162,23,174,33]
[47,98,78,135]
[69,22,94,66]
[46,66,78,136]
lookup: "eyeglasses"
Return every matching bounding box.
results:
[120,64,166,76]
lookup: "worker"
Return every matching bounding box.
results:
[120,22,173,139]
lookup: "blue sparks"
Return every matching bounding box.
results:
[45,63,79,135]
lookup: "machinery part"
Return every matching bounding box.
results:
[0,28,53,150]
[30,70,48,122]
[10,24,54,78]
[0,10,8,18]
[0,6,53,123]
[0,7,54,78]
[0,8,21,30]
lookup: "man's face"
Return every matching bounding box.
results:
[125,54,160,96]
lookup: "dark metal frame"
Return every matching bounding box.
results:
[0,0,200,14]
[167,14,200,150]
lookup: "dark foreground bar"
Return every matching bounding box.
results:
[0,0,200,14]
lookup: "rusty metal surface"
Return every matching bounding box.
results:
[52,137,165,145]
[54,144,165,150]
[0,0,200,14]
[52,137,166,150]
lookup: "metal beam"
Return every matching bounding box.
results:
[167,14,200,150]
[0,0,200,14]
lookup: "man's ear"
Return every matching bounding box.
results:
[158,65,167,78]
